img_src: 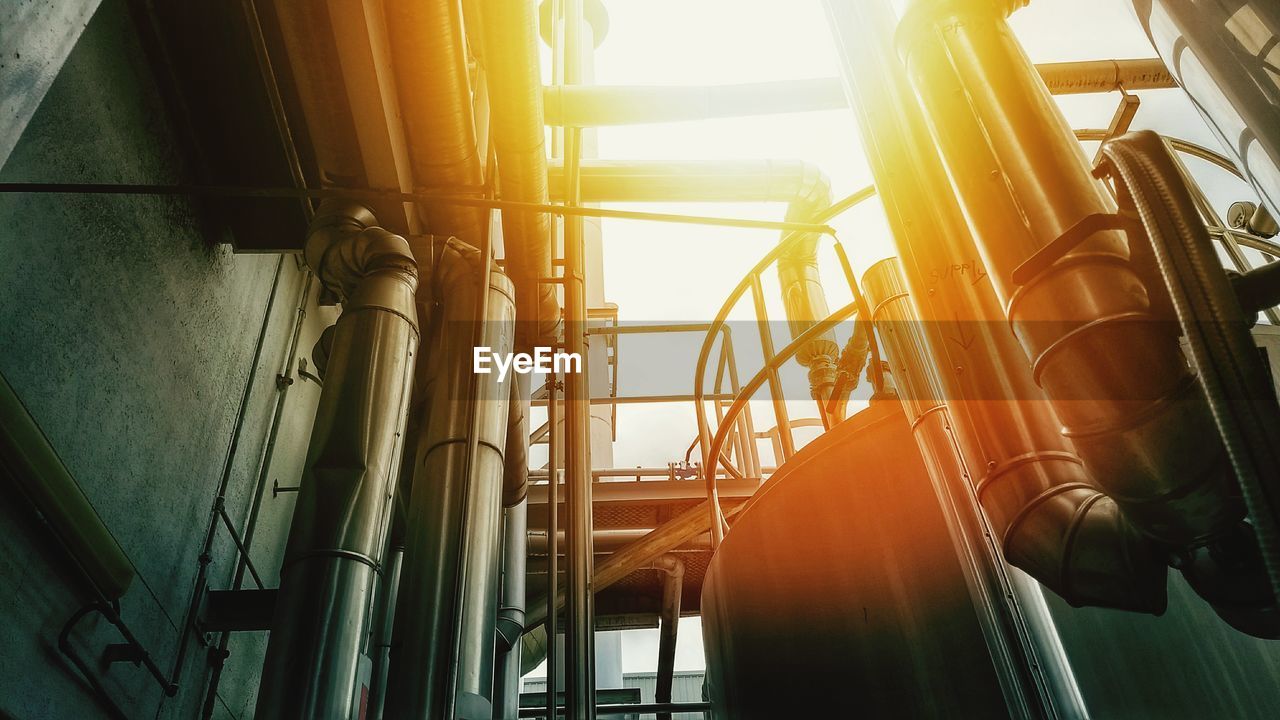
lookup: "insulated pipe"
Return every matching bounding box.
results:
[257,202,418,719]
[540,59,1173,126]
[494,500,529,720]
[547,159,846,415]
[650,555,684,720]
[825,0,1166,616]
[898,0,1242,548]
[384,0,489,246]
[385,249,515,720]
[467,0,562,347]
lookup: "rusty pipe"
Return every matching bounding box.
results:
[898,0,1241,548]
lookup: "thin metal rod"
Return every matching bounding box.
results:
[563,1,594,716]
[748,275,795,462]
[532,393,734,406]
[545,373,560,720]
[518,702,711,718]
[215,505,265,590]
[0,182,834,236]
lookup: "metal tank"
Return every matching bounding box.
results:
[701,402,1009,719]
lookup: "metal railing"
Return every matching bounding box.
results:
[690,185,882,546]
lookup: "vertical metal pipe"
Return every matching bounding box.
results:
[384,247,513,720]
[452,270,516,718]
[651,556,684,720]
[563,0,596,717]
[862,259,1086,720]
[366,545,403,720]
[748,276,795,461]
[256,204,418,719]
[495,372,532,720]
[494,499,529,720]
[546,370,560,720]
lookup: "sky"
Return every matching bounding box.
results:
[522,0,1263,681]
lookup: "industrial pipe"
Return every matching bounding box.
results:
[384,245,515,720]
[826,0,1166,614]
[898,0,1242,549]
[547,159,849,420]
[494,500,529,720]
[650,555,685,720]
[366,546,403,720]
[539,59,1173,126]
[467,0,562,347]
[495,373,531,720]
[256,202,418,719]
[384,0,489,246]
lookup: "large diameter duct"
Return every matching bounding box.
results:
[824,0,1166,612]
[547,159,845,409]
[466,0,562,347]
[257,203,418,718]
[1130,0,1280,214]
[383,0,489,246]
[898,0,1242,548]
[384,249,515,720]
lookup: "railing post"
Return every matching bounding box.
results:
[748,274,795,461]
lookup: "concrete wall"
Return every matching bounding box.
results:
[0,1,332,717]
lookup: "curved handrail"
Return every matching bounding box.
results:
[700,300,862,544]
[690,185,878,545]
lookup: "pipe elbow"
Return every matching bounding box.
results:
[304,201,419,303]
[1004,484,1168,613]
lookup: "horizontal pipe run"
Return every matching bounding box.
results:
[0,183,834,236]
[531,393,734,406]
[541,58,1173,126]
[518,702,711,718]
[527,467,776,479]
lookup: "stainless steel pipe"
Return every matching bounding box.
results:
[384,245,515,720]
[256,202,418,719]
[494,499,529,720]
[898,0,1241,549]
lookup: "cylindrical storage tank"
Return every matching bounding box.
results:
[701,402,1009,718]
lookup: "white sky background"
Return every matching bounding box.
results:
[522,0,1262,679]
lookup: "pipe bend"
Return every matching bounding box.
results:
[305,201,419,302]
